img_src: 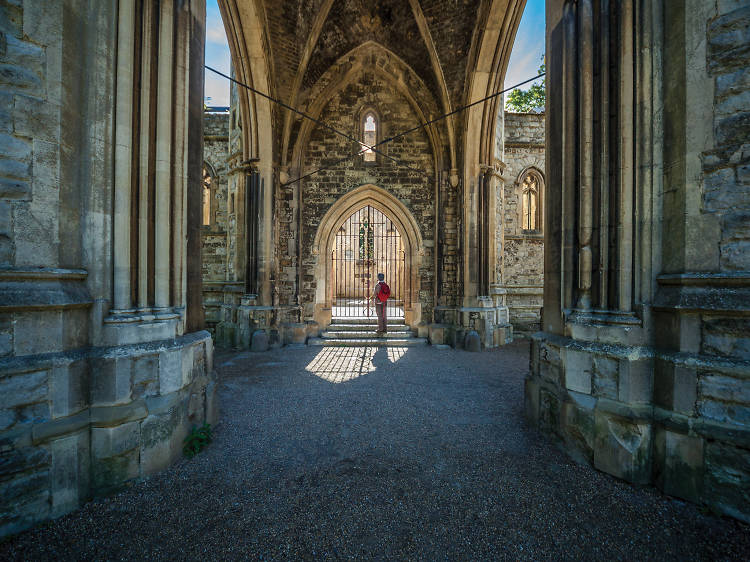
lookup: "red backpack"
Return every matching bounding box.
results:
[377,282,391,302]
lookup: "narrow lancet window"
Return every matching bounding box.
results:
[522,173,538,231]
[362,113,377,162]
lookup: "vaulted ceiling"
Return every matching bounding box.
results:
[261,0,483,112]
[220,0,526,166]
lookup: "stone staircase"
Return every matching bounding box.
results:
[308,317,428,347]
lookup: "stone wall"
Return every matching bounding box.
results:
[528,0,750,523]
[0,1,217,538]
[201,110,230,334]
[502,111,545,333]
[288,72,436,324]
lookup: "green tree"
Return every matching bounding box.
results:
[505,58,545,113]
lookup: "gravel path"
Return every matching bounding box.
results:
[2,341,748,560]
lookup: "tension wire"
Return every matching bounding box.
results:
[205,65,430,179]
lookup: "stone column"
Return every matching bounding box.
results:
[154,0,174,312]
[577,0,594,311]
[137,0,155,314]
[617,0,635,313]
[112,0,136,313]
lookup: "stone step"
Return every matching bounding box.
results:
[308,337,428,347]
[324,324,412,332]
[330,317,406,325]
[321,330,413,339]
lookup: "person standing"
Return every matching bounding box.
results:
[371,272,390,335]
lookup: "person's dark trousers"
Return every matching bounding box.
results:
[375,301,387,333]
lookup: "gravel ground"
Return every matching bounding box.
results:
[2,341,749,561]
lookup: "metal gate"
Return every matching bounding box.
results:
[331,205,405,318]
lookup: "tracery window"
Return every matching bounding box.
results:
[520,169,543,233]
[202,166,213,226]
[361,112,377,162]
[358,217,374,261]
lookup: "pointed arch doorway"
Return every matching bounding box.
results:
[312,184,423,329]
[332,205,405,319]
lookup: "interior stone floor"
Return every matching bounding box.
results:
[1,341,748,560]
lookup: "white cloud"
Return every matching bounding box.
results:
[204,74,230,106]
[206,22,228,45]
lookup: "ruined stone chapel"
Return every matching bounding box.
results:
[1,0,749,538]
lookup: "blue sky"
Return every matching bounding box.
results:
[204,0,231,107]
[203,0,545,108]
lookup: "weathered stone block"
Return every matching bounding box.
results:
[0,369,47,409]
[653,428,704,504]
[672,366,697,415]
[564,348,592,394]
[206,381,219,427]
[699,372,750,404]
[593,410,652,484]
[705,441,750,523]
[181,344,195,386]
[0,176,29,199]
[158,348,183,395]
[0,63,42,93]
[251,330,269,352]
[539,388,560,434]
[91,449,139,494]
[13,198,58,266]
[91,422,140,459]
[0,469,50,535]
[131,353,158,399]
[707,5,750,75]
[562,392,596,464]
[618,358,653,404]
[697,398,750,425]
[0,446,50,478]
[140,406,186,475]
[14,311,63,357]
[428,324,448,345]
[282,323,306,345]
[50,359,87,418]
[539,360,561,385]
[593,355,618,399]
[90,355,132,406]
[14,94,58,142]
[49,431,89,517]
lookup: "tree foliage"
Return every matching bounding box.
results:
[505,58,546,113]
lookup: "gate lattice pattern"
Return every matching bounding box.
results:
[332,205,405,318]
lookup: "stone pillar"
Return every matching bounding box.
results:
[112,0,136,313]
[528,0,750,523]
[0,0,217,539]
[576,0,594,311]
[154,0,174,312]
[137,0,156,314]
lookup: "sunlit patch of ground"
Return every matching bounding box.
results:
[305,346,408,383]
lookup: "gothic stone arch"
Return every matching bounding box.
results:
[312,185,424,329]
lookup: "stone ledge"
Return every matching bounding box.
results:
[31,410,88,444]
[0,267,92,312]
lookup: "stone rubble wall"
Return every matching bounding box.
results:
[201,111,230,334]
[501,111,545,333]
[288,73,437,323]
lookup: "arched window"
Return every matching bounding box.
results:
[519,169,543,233]
[361,111,378,163]
[202,165,213,226]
